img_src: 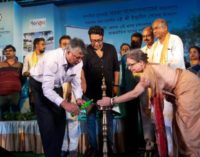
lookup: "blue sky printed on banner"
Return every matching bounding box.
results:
[60,0,200,56]
[0,0,199,61]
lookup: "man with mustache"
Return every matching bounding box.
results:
[141,26,154,61]
[22,38,46,112]
[139,26,155,152]
[22,38,46,77]
[150,18,185,157]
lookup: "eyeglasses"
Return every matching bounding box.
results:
[127,62,138,68]
[90,38,103,44]
[71,53,84,60]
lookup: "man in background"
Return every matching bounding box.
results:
[22,38,46,112]
[140,26,155,151]
[130,32,143,49]
[0,45,23,119]
[119,43,130,57]
[119,43,130,88]
[22,38,46,77]
[151,18,185,157]
[59,35,71,49]
[141,26,154,61]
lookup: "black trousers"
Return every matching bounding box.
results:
[29,77,66,157]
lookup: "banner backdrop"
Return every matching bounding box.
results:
[60,0,200,58]
[0,0,199,61]
[0,2,14,60]
[22,4,55,59]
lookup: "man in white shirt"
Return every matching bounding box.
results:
[29,38,87,157]
[22,38,46,77]
[22,38,46,112]
[140,26,155,151]
[151,19,185,69]
[151,18,185,157]
[59,35,83,157]
[141,26,154,61]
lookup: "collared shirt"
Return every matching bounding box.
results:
[0,60,23,95]
[30,48,83,106]
[83,43,119,101]
[22,52,44,74]
[141,45,154,62]
[151,34,185,69]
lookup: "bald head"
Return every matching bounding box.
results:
[143,26,153,33]
[153,18,168,28]
[142,26,154,47]
[152,18,168,41]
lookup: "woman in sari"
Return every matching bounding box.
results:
[97,49,200,157]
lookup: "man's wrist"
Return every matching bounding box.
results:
[60,100,66,108]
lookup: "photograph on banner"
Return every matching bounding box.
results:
[0,56,6,62]
[23,30,54,52]
[0,48,5,62]
[65,26,90,45]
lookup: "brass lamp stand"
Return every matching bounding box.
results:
[98,76,112,157]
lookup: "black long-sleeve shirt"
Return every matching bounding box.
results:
[83,43,119,102]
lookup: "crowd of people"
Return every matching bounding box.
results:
[0,18,200,157]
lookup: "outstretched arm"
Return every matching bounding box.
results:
[97,77,149,106]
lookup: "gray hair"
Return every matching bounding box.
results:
[126,49,148,63]
[153,18,168,28]
[67,38,87,55]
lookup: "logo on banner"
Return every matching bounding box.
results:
[29,18,46,29]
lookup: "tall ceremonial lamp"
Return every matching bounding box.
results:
[98,76,112,157]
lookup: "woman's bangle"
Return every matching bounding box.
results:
[110,97,116,105]
[110,97,114,105]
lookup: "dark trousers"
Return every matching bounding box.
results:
[29,77,66,157]
[124,99,145,153]
[0,92,20,119]
[87,106,113,153]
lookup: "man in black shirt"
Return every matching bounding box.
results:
[83,26,119,156]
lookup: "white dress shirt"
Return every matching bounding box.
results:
[22,52,44,74]
[141,45,154,62]
[151,34,185,69]
[30,48,83,106]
